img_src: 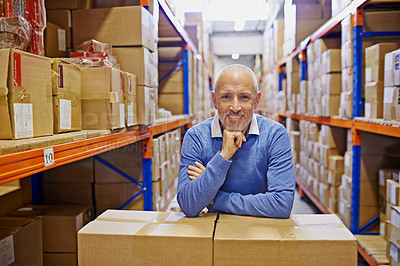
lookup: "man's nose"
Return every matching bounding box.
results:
[230,97,241,112]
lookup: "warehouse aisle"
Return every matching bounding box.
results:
[291,187,320,215]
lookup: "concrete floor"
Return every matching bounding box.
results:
[291,187,321,215]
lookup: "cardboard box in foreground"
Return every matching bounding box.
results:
[78,210,216,266]
[214,214,357,266]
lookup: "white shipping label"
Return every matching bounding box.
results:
[365,68,372,83]
[76,213,83,232]
[327,171,332,184]
[13,103,33,139]
[57,29,66,52]
[365,103,371,118]
[391,209,400,228]
[391,243,399,262]
[0,235,14,266]
[127,103,134,126]
[384,87,395,103]
[380,174,385,187]
[120,103,125,128]
[60,99,72,129]
[391,185,398,205]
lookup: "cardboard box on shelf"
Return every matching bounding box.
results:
[387,179,400,206]
[363,11,400,33]
[0,186,24,216]
[390,206,400,246]
[51,59,82,133]
[0,49,52,140]
[78,210,216,265]
[43,183,93,205]
[137,86,156,125]
[321,94,340,117]
[383,87,400,121]
[123,72,138,127]
[322,49,341,74]
[321,73,341,95]
[0,217,42,266]
[314,38,341,60]
[384,50,396,87]
[365,81,384,119]
[339,91,353,119]
[81,67,125,130]
[45,22,67,58]
[72,6,154,51]
[329,155,344,173]
[214,214,357,265]
[287,72,300,95]
[45,0,93,9]
[46,9,72,51]
[9,204,92,253]
[319,125,347,154]
[341,15,353,45]
[112,47,158,88]
[43,158,93,183]
[365,43,400,83]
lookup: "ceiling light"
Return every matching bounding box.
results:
[231,53,240,60]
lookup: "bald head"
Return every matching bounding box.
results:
[214,64,259,94]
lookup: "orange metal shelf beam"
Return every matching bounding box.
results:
[354,121,400,138]
[357,243,379,266]
[0,128,150,185]
[149,115,191,136]
[276,111,353,128]
[296,179,331,214]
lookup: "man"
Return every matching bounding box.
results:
[177,64,295,218]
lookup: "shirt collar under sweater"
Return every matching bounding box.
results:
[211,113,259,138]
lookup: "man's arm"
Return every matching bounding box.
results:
[177,128,231,217]
[212,127,295,218]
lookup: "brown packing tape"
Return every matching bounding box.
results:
[81,92,124,103]
[58,89,81,107]
[9,86,31,103]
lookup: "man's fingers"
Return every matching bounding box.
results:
[187,170,200,178]
[188,165,203,174]
[242,134,247,143]
[189,175,197,180]
[194,161,206,171]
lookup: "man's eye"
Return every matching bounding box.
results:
[221,95,230,99]
[240,95,250,100]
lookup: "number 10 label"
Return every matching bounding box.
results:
[44,147,55,167]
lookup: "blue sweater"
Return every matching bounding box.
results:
[177,114,295,218]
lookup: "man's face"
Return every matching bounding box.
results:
[212,69,261,132]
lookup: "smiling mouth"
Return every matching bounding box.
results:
[227,114,243,120]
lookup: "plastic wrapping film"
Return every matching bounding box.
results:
[70,51,118,68]
[0,16,31,50]
[0,0,46,55]
[76,39,112,54]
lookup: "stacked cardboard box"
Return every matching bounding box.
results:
[78,210,357,266]
[321,49,341,117]
[286,57,300,114]
[364,43,400,119]
[384,48,400,121]
[0,216,42,265]
[72,6,157,125]
[8,204,92,265]
[283,0,331,56]
[124,72,138,127]
[153,128,182,211]
[0,49,52,140]
[51,59,82,133]
[380,169,400,238]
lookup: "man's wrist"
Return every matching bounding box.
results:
[219,151,231,161]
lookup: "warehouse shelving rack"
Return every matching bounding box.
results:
[262,0,400,264]
[0,0,201,214]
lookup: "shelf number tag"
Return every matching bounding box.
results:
[44,147,55,167]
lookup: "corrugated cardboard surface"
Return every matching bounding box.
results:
[137,86,155,125]
[81,67,125,130]
[124,72,138,127]
[43,157,94,183]
[44,253,77,266]
[78,210,216,266]
[46,9,72,50]
[112,47,158,87]
[9,204,93,253]
[214,214,357,266]
[52,59,82,133]
[0,49,52,139]
[72,6,154,51]
[0,217,43,266]
[45,0,93,10]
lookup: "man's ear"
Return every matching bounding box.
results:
[254,91,262,110]
[212,91,218,109]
